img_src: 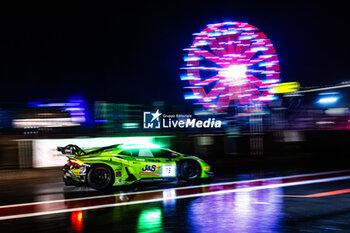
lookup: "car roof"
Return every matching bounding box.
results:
[118,144,163,150]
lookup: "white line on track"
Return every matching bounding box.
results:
[1,173,350,221]
[0,169,349,209]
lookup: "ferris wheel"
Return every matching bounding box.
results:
[182,22,280,111]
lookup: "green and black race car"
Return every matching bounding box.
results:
[58,143,213,190]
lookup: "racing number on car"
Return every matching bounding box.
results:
[162,164,176,177]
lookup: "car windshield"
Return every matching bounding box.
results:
[152,149,179,158]
[119,149,138,156]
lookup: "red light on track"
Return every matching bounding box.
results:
[71,210,83,232]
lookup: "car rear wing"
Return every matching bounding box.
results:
[57,144,86,156]
[57,144,121,156]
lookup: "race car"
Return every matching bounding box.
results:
[58,143,213,190]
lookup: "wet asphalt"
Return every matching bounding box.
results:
[0,166,350,232]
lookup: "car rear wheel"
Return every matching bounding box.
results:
[180,160,201,181]
[87,164,114,190]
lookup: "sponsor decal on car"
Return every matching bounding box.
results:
[139,172,161,175]
[140,164,161,175]
[73,170,80,175]
[142,164,161,172]
[115,171,122,177]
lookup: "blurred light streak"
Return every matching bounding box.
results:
[325,108,347,116]
[317,96,338,104]
[296,83,350,93]
[28,99,87,124]
[12,118,80,128]
[316,121,334,125]
[319,92,338,95]
[27,136,166,168]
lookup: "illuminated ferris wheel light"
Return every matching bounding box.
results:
[181,21,281,110]
[221,65,247,82]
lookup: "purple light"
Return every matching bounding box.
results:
[28,99,87,123]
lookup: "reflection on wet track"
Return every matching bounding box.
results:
[189,188,283,232]
[71,210,83,232]
[1,169,350,221]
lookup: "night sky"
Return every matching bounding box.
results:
[0,1,348,105]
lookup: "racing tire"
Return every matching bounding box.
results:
[179,160,201,181]
[87,164,115,190]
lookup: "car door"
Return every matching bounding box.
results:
[135,148,176,178]
[117,148,162,179]
[151,149,177,178]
